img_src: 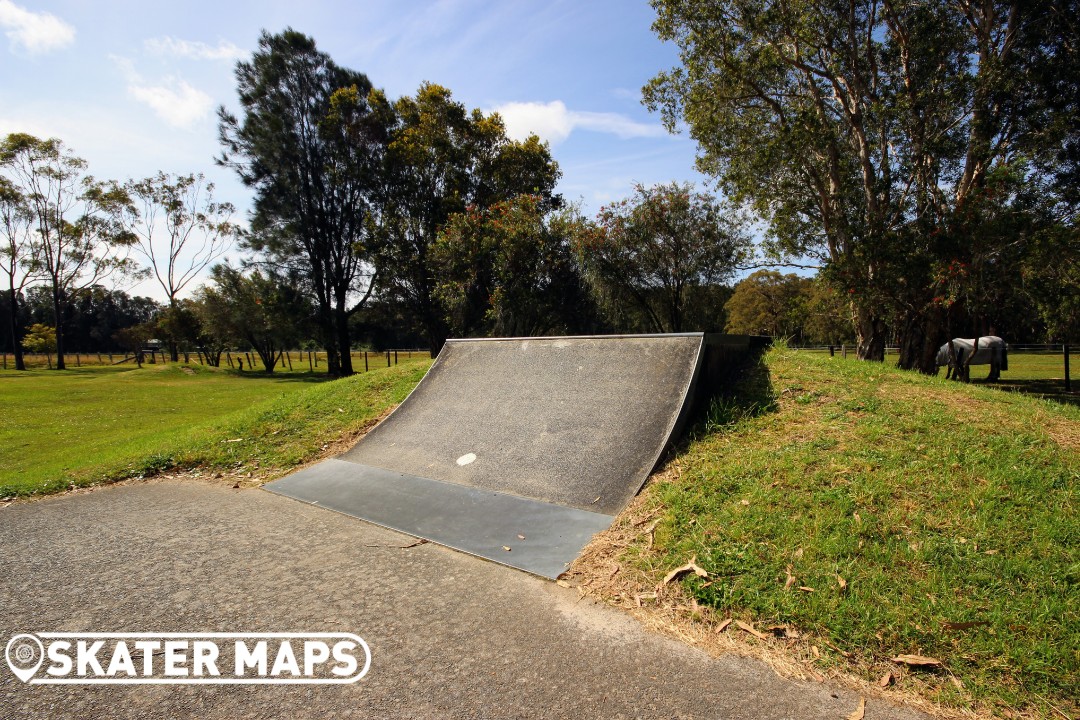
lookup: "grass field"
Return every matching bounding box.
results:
[0,359,430,496]
[578,347,1078,718]
[2,344,1076,716]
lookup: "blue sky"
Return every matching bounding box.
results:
[0,0,713,299]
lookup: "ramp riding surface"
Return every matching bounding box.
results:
[266,334,707,577]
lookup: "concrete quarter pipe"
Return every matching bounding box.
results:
[265,334,763,577]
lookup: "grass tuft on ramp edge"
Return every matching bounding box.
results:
[0,361,430,497]
[570,346,1078,719]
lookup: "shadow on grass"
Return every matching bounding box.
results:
[980,377,1080,408]
[686,350,779,441]
[216,369,334,384]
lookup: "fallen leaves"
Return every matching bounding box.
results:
[891,654,942,667]
[734,620,769,640]
[798,586,815,593]
[784,565,796,590]
[836,574,848,591]
[663,557,709,585]
[878,670,893,687]
[846,697,866,720]
[715,618,732,633]
[942,620,989,632]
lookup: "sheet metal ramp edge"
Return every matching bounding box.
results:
[262,459,615,580]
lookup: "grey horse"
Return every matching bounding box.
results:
[935,336,1008,381]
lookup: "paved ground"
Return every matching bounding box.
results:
[0,480,933,719]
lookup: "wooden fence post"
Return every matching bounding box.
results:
[828,345,834,357]
[386,350,391,367]
[1065,343,1072,392]
[364,352,368,372]
[394,350,398,365]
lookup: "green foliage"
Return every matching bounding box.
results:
[725,271,855,344]
[646,0,1079,367]
[123,171,238,307]
[433,195,594,337]
[21,323,55,354]
[371,82,562,350]
[574,182,749,333]
[218,29,380,376]
[1,133,142,368]
[196,265,313,372]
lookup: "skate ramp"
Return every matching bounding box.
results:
[266,334,763,577]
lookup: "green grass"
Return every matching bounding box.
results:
[0,360,430,496]
[634,348,1078,718]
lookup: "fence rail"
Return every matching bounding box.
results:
[0,349,431,372]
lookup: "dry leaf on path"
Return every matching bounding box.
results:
[715,618,732,634]
[847,697,866,720]
[878,670,893,687]
[663,558,709,584]
[891,654,942,667]
[735,620,769,640]
[502,546,512,552]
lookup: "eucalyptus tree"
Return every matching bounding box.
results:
[218,29,384,376]
[123,172,238,360]
[0,177,34,369]
[646,0,1078,370]
[370,83,562,352]
[574,182,749,334]
[1,133,138,369]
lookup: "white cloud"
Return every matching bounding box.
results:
[493,100,666,145]
[0,0,74,54]
[129,78,213,129]
[144,36,245,61]
[109,54,214,130]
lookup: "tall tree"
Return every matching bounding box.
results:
[196,265,312,373]
[433,195,595,337]
[371,83,562,352]
[724,270,813,339]
[0,177,34,369]
[574,182,749,333]
[123,172,239,360]
[646,0,1079,370]
[217,29,382,377]
[1,133,138,369]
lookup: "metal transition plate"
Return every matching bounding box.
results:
[265,334,708,578]
[264,459,615,579]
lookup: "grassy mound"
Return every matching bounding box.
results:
[595,347,1077,718]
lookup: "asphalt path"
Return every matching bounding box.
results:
[0,480,932,719]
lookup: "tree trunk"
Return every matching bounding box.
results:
[52,288,66,370]
[896,307,945,374]
[853,303,887,361]
[6,284,25,370]
[335,307,354,376]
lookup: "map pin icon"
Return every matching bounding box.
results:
[6,634,45,683]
